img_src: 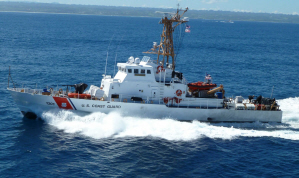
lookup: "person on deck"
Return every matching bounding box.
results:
[205,74,212,84]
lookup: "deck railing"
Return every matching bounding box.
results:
[9,87,224,109]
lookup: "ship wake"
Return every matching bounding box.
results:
[41,97,299,141]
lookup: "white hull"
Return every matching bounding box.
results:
[9,89,282,123]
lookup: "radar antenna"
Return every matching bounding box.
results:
[143,5,188,70]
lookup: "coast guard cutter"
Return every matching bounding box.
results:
[8,7,282,122]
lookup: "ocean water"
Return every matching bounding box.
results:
[1,12,299,177]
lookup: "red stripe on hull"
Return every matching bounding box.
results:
[53,97,73,110]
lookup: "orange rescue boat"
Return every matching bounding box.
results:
[68,93,91,99]
[187,81,217,91]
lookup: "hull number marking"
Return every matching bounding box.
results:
[81,104,121,108]
[46,102,55,106]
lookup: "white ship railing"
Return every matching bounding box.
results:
[8,87,68,96]
[9,87,43,95]
[8,87,223,108]
[108,94,224,109]
[9,87,278,111]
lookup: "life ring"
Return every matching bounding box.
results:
[163,97,169,104]
[59,88,63,94]
[100,97,104,101]
[49,88,53,93]
[156,66,165,74]
[176,89,182,96]
[123,98,127,102]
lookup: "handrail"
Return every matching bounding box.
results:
[9,87,279,111]
[10,87,223,107]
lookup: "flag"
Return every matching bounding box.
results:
[185,28,190,33]
[186,25,190,29]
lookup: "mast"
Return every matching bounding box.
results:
[143,5,188,70]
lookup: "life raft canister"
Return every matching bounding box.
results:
[176,89,182,97]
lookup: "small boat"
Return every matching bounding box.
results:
[68,93,91,99]
[188,74,216,91]
[188,81,217,91]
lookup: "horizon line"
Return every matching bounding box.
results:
[1,1,299,16]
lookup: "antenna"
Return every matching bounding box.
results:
[8,66,16,88]
[270,86,274,98]
[104,34,115,76]
[113,35,124,77]
[104,51,108,76]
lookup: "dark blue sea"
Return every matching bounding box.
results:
[1,12,299,177]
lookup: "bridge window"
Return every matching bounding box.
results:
[147,70,151,74]
[134,69,138,74]
[141,69,145,74]
[128,69,132,73]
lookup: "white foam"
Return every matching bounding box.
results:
[279,97,299,128]
[40,97,299,141]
